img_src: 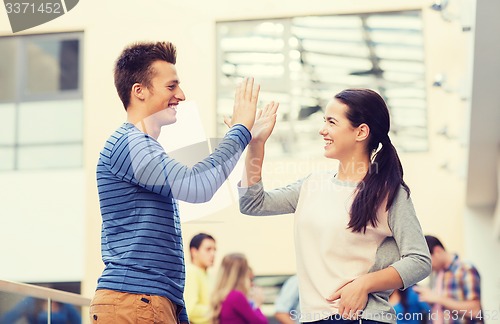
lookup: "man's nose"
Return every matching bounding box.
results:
[175,87,186,101]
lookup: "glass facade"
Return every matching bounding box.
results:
[0,32,83,171]
[216,12,427,158]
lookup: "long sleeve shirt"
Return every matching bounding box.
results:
[96,122,251,323]
[239,171,431,323]
[219,290,268,324]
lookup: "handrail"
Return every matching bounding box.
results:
[0,280,91,307]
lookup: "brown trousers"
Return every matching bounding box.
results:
[90,289,181,323]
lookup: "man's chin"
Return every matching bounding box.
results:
[160,118,177,126]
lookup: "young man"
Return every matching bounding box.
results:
[89,41,259,324]
[184,233,217,324]
[414,235,483,324]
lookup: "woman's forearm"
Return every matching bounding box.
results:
[241,143,265,187]
[358,266,403,293]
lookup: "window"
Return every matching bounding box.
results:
[216,12,427,158]
[0,32,83,171]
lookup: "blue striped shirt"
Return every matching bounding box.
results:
[96,122,251,322]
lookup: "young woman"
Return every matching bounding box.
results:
[238,89,431,323]
[211,253,268,324]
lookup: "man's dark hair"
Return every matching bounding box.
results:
[425,235,445,254]
[189,233,215,250]
[114,41,177,109]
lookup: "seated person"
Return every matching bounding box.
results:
[390,285,430,324]
[210,253,267,324]
[0,297,82,324]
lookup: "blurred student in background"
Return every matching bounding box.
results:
[211,253,267,324]
[184,233,217,324]
[390,285,431,324]
[0,297,81,324]
[414,235,482,324]
[275,274,300,324]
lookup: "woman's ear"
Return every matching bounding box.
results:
[131,83,146,101]
[356,123,370,142]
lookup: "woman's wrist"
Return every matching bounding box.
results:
[249,139,267,147]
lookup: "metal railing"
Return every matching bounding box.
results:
[0,279,90,324]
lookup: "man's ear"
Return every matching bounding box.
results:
[131,83,146,101]
[433,246,444,255]
[190,247,197,259]
[356,123,370,142]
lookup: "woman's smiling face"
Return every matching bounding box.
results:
[319,99,359,160]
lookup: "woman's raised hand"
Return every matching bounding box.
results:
[250,101,279,145]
